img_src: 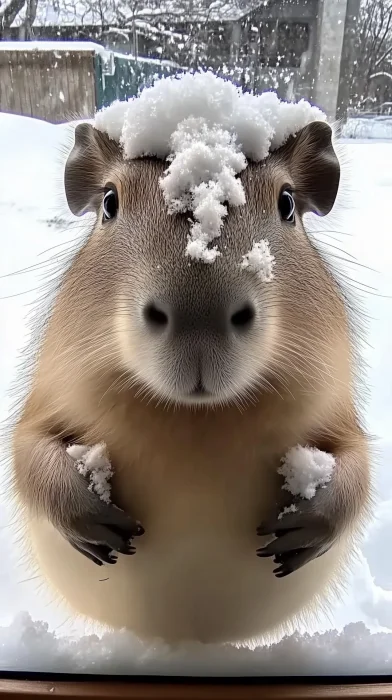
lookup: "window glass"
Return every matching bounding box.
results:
[0,0,391,676]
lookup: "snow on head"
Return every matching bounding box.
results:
[95,71,326,266]
[279,446,335,500]
[162,118,247,263]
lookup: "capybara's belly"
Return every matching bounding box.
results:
[28,468,349,643]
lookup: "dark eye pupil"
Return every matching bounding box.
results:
[278,190,295,223]
[103,189,118,220]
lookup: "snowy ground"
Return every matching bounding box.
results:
[0,113,392,674]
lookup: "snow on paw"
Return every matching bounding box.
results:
[256,446,337,577]
[65,442,144,565]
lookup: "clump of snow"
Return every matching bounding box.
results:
[241,239,276,281]
[162,118,247,263]
[279,446,335,500]
[278,504,298,521]
[94,71,326,265]
[2,612,392,675]
[67,443,113,504]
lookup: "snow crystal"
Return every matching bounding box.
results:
[94,71,326,265]
[241,239,275,281]
[279,446,335,500]
[66,443,113,504]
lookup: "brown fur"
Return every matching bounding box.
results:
[11,120,372,644]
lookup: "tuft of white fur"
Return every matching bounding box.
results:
[67,443,113,504]
[95,71,326,266]
[279,446,335,500]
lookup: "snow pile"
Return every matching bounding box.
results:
[67,443,113,504]
[279,446,335,500]
[95,71,326,266]
[2,612,392,675]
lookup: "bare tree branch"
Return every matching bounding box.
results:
[350,0,392,109]
[374,45,392,67]
[369,70,392,80]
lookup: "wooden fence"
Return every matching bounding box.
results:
[0,46,97,123]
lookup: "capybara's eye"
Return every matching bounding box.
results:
[103,187,118,221]
[278,189,295,223]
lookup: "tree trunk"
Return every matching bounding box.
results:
[24,0,38,39]
[0,0,27,39]
[336,0,361,120]
[132,18,138,60]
